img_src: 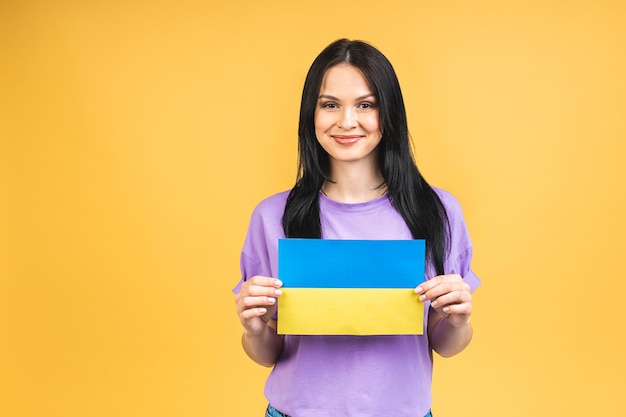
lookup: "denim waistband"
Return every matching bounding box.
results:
[266,404,433,417]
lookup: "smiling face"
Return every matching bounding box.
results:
[314,64,383,169]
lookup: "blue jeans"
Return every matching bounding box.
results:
[266,404,433,417]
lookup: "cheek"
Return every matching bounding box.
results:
[314,112,332,134]
[362,113,381,133]
[313,114,325,143]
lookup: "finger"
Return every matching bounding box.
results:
[443,303,472,326]
[418,281,457,302]
[247,285,283,297]
[415,274,462,294]
[441,303,473,316]
[419,281,470,303]
[247,276,283,288]
[240,307,268,320]
[430,290,472,309]
[242,295,277,308]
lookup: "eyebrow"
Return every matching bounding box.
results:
[318,94,376,101]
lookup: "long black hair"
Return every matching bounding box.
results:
[282,39,450,275]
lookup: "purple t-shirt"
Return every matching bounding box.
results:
[234,189,480,417]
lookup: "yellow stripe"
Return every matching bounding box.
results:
[277,288,424,335]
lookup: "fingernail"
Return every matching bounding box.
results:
[431,300,438,307]
[275,279,283,287]
[443,307,449,313]
[267,297,276,304]
[274,289,283,296]
[419,295,426,301]
[415,286,422,293]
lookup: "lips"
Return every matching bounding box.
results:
[332,135,362,145]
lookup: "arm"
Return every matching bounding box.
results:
[242,319,285,367]
[427,308,473,358]
[235,276,285,366]
[416,274,473,357]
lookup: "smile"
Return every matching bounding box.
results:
[332,135,363,144]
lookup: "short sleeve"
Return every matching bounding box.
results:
[449,247,481,293]
[232,252,262,294]
[435,188,481,292]
[232,192,288,295]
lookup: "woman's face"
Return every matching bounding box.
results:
[314,64,382,168]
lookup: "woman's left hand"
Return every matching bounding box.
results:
[415,274,472,328]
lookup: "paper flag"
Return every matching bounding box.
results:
[277,239,426,335]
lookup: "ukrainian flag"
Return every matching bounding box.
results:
[277,239,426,335]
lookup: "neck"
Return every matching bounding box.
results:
[322,160,386,203]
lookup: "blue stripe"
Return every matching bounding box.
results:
[278,239,425,288]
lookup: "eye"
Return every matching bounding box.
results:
[321,102,338,109]
[358,102,376,109]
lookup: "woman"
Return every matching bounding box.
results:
[234,39,480,417]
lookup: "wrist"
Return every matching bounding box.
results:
[438,311,471,329]
[243,320,273,338]
[243,327,265,338]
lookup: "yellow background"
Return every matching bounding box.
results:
[1,0,625,416]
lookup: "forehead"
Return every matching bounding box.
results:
[319,64,374,95]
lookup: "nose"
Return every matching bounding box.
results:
[338,107,358,129]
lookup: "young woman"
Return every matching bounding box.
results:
[234,39,480,417]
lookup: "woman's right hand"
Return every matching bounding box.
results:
[235,276,283,336]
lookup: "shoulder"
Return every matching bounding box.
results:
[239,191,290,284]
[246,190,290,235]
[432,187,463,216]
[432,187,481,290]
[432,186,473,252]
[242,190,289,260]
[251,190,290,219]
